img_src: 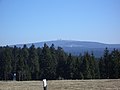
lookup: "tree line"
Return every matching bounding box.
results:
[0,44,120,81]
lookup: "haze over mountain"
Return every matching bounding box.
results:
[10,40,120,57]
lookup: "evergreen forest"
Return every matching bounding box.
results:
[0,43,120,81]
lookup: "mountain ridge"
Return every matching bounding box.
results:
[9,40,120,57]
[10,40,120,48]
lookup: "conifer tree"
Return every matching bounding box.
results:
[82,52,92,79]
[1,46,12,80]
[16,48,24,81]
[12,46,19,77]
[65,53,74,79]
[89,53,95,79]
[22,45,31,80]
[72,57,83,79]
[103,48,110,78]
[0,47,4,80]
[50,44,57,79]
[99,57,106,79]
[28,44,39,80]
[111,49,120,78]
[37,47,42,79]
[56,47,67,79]
[40,43,56,80]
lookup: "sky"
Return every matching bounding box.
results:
[0,0,120,46]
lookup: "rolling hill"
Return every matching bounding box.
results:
[10,40,120,57]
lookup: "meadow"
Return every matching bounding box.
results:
[0,79,120,90]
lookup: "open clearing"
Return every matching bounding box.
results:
[0,79,120,90]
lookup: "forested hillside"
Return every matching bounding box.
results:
[11,40,120,57]
[0,43,120,81]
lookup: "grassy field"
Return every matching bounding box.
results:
[0,79,120,90]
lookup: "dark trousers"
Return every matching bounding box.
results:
[44,87,47,90]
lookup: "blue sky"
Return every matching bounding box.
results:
[0,0,120,46]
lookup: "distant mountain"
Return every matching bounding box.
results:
[10,40,120,57]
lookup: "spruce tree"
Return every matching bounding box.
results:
[1,46,12,80]
[56,47,67,79]
[37,47,42,79]
[28,44,39,80]
[94,60,100,79]
[16,48,24,81]
[82,52,92,79]
[65,53,74,79]
[103,48,110,78]
[111,49,120,78]
[72,57,83,79]
[12,46,19,77]
[22,45,31,80]
[50,44,57,79]
[0,47,4,80]
[99,57,106,79]
[40,43,56,80]
[89,53,95,79]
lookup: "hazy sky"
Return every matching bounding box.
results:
[0,0,120,46]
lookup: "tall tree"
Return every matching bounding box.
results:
[22,45,31,80]
[37,47,42,79]
[111,49,120,78]
[40,43,56,80]
[50,44,58,79]
[81,52,92,79]
[28,44,39,80]
[94,60,100,79]
[65,53,74,79]
[73,57,83,79]
[1,46,12,80]
[0,47,4,80]
[99,57,106,79]
[56,47,67,79]
[12,46,19,76]
[89,53,95,79]
[16,48,24,81]
[103,48,110,78]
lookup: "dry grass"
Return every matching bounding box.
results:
[0,79,120,90]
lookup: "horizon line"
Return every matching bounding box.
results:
[1,39,120,47]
